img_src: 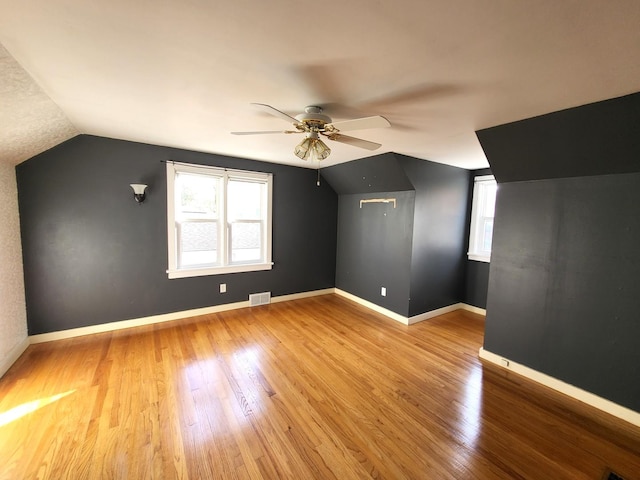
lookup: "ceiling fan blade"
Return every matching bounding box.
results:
[327,115,391,132]
[231,130,301,135]
[327,133,382,151]
[251,103,300,124]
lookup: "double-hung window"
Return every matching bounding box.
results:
[468,175,497,262]
[166,162,272,278]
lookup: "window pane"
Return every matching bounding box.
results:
[468,175,496,261]
[228,180,263,220]
[179,220,218,267]
[230,221,262,263]
[481,219,494,252]
[177,173,219,218]
[483,183,497,217]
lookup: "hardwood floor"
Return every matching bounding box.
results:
[1,294,639,479]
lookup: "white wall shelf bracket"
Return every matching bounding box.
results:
[359,198,396,208]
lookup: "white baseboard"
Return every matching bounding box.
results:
[29,289,483,345]
[29,288,335,344]
[407,303,466,325]
[479,347,640,428]
[459,304,486,316]
[334,289,485,325]
[0,336,30,379]
[271,288,335,304]
[334,289,410,324]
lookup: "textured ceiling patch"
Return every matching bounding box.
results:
[0,43,78,165]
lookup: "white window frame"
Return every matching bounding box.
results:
[166,161,273,279]
[468,174,497,263]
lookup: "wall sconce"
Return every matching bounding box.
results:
[130,184,148,204]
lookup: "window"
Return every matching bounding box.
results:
[166,162,272,278]
[468,175,497,262]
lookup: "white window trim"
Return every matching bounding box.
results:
[166,161,273,279]
[467,174,496,263]
[468,252,491,263]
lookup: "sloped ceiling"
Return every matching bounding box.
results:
[477,92,640,183]
[321,153,414,195]
[1,1,640,168]
[0,44,77,165]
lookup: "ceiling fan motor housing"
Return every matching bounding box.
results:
[295,106,332,129]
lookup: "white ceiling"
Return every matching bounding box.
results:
[1,0,639,168]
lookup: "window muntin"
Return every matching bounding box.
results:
[167,162,272,278]
[468,175,497,262]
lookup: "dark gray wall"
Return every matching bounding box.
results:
[477,92,640,412]
[485,174,640,410]
[464,261,490,309]
[335,191,415,316]
[462,168,493,309]
[326,153,470,318]
[477,92,640,183]
[398,155,470,316]
[17,135,337,335]
[320,153,414,195]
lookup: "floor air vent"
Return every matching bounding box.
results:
[249,292,271,306]
[602,468,625,480]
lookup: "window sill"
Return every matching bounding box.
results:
[467,253,491,263]
[167,262,273,279]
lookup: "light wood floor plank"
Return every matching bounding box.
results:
[1,294,639,479]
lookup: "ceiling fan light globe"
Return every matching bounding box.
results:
[310,139,331,161]
[294,137,313,160]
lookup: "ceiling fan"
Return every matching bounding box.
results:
[231,103,391,161]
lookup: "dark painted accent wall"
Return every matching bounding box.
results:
[477,92,640,412]
[485,174,640,411]
[462,167,492,309]
[326,153,470,318]
[477,92,640,183]
[17,135,337,335]
[464,260,490,309]
[335,191,415,316]
[319,152,414,195]
[397,155,470,317]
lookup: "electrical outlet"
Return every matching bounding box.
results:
[381,287,386,296]
[220,283,227,293]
